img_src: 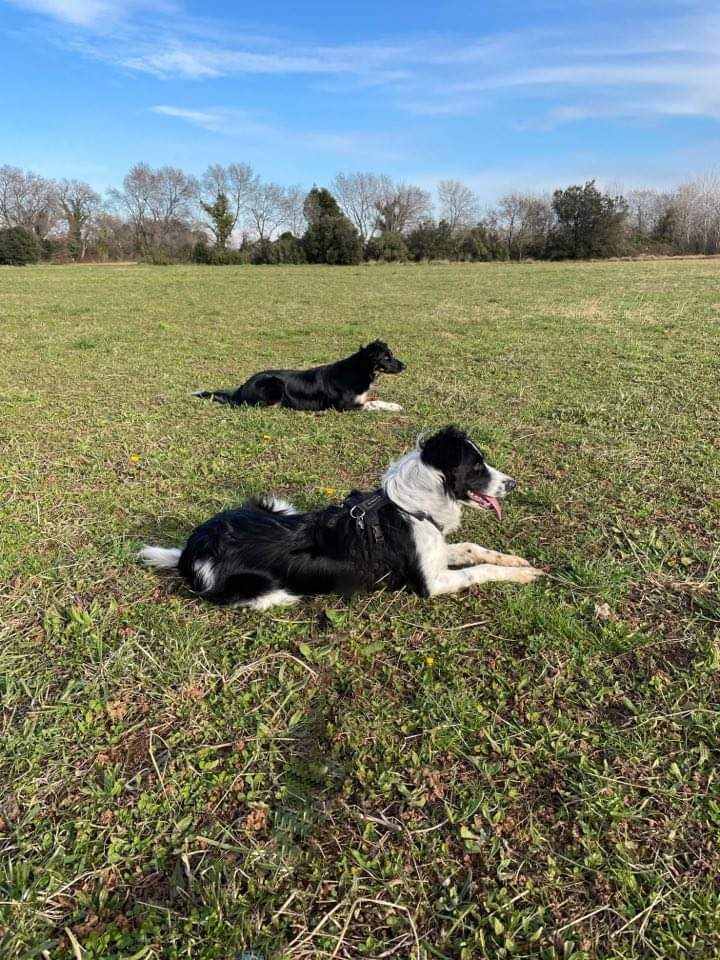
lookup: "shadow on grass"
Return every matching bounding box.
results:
[127,512,200,547]
[273,681,351,852]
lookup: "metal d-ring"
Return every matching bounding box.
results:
[349,505,366,530]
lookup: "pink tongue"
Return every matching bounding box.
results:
[470,493,503,519]
[485,496,502,520]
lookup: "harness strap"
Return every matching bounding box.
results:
[347,490,443,540]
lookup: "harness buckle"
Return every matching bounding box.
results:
[349,505,366,531]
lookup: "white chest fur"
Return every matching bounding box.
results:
[411,519,449,586]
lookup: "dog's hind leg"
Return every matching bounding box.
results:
[246,589,300,610]
[253,375,285,406]
[446,543,531,568]
[201,571,299,609]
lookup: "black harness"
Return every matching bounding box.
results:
[346,490,443,543]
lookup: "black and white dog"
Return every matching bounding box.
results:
[193,340,405,412]
[140,426,544,609]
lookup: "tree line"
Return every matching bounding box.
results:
[2,162,720,265]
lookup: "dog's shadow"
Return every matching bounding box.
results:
[272,685,350,851]
[128,512,197,551]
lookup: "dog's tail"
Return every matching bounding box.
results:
[138,545,182,570]
[192,390,234,405]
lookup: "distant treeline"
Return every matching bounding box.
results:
[2,163,720,265]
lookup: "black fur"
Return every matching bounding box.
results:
[194,340,405,411]
[176,493,425,605]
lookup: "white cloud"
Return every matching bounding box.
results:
[412,14,720,125]
[5,0,720,129]
[151,105,230,128]
[115,39,412,82]
[6,0,111,25]
[451,61,720,94]
[149,104,396,158]
[5,0,172,26]
[127,46,226,79]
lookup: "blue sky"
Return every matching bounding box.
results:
[1,0,719,200]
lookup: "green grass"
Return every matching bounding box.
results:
[1,261,719,960]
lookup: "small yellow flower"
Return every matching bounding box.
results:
[129,454,141,463]
[425,655,435,667]
[262,434,272,441]
[320,486,336,496]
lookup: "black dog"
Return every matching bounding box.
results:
[193,340,405,412]
[139,426,544,609]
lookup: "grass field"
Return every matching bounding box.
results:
[1,260,719,960]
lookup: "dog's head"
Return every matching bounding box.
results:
[361,340,405,374]
[420,426,516,519]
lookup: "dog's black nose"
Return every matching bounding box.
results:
[505,478,517,492]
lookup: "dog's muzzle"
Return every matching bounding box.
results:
[382,360,405,373]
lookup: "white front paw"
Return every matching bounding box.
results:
[501,553,532,567]
[514,566,546,583]
[363,400,403,412]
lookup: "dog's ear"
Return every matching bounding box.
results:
[420,426,468,472]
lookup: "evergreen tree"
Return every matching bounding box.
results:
[273,232,307,264]
[455,226,490,262]
[200,191,235,248]
[301,188,362,265]
[551,181,628,258]
[0,226,40,265]
[365,231,408,262]
[406,219,455,261]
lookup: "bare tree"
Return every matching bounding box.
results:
[625,188,674,237]
[332,172,391,242]
[374,182,432,234]
[669,171,720,254]
[281,185,307,236]
[87,213,135,261]
[57,179,101,259]
[247,180,286,241]
[437,180,480,231]
[495,192,554,259]
[199,162,255,244]
[496,193,522,258]
[0,165,58,238]
[109,163,198,257]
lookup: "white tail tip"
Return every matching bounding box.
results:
[139,545,181,570]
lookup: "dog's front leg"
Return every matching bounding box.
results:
[446,543,532,568]
[427,563,544,596]
[362,400,403,412]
